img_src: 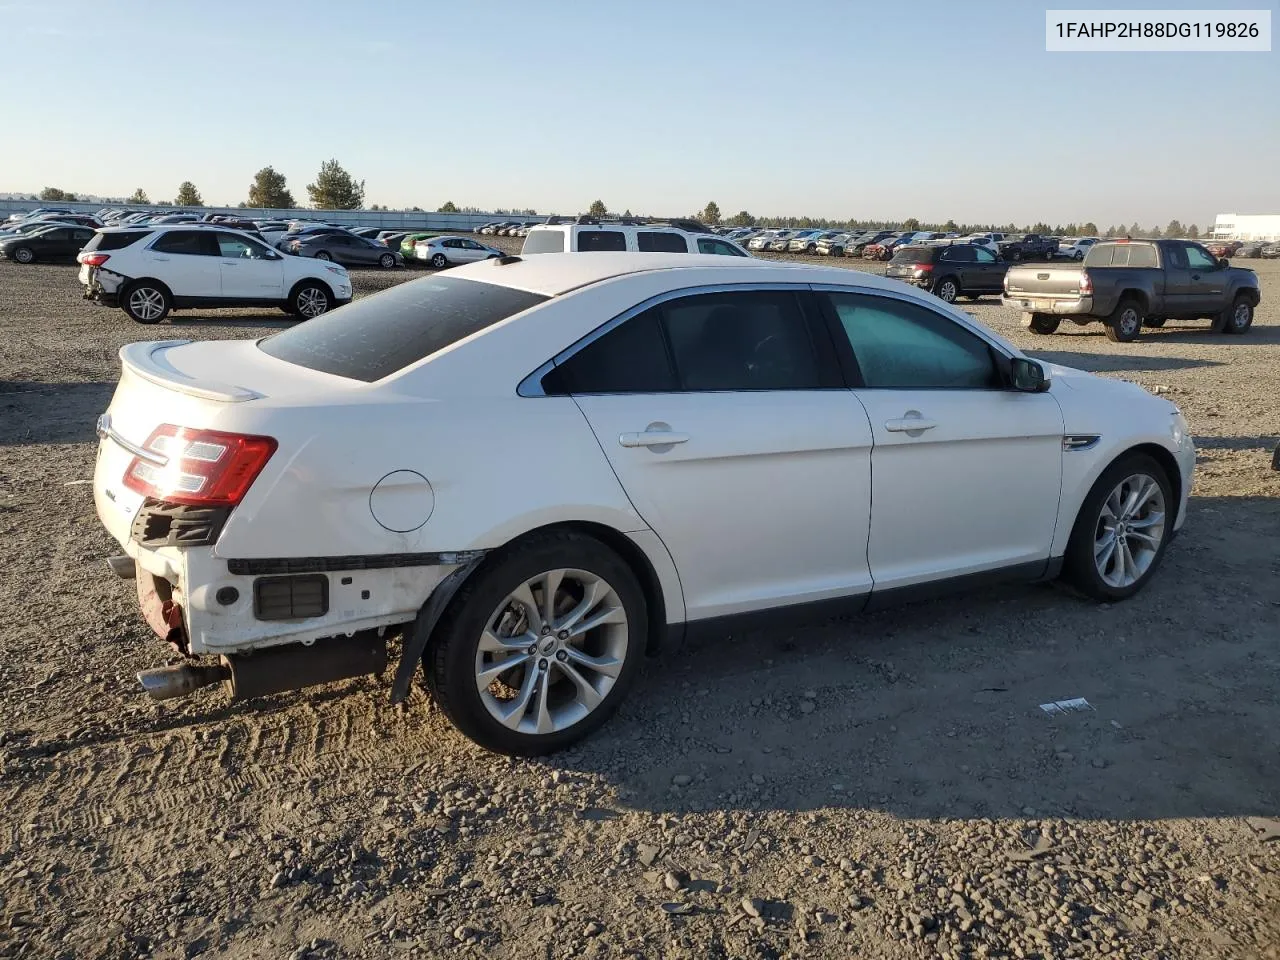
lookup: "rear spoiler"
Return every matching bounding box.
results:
[119,340,263,403]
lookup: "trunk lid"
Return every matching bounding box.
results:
[93,339,355,548]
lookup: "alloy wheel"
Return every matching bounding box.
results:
[1093,474,1166,588]
[14,247,34,264]
[296,287,328,318]
[474,568,628,735]
[1118,307,1140,338]
[1232,301,1251,330]
[128,287,166,321]
[937,280,958,303]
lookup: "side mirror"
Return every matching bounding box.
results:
[1217,257,1229,267]
[1011,357,1050,393]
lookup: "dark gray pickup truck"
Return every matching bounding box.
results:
[1002,238,1261,342]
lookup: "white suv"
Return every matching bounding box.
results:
[521,218,751,258]
[78,226,353,324]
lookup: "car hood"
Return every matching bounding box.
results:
[1042,361,1176,426]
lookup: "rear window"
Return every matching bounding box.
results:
[83,230,149,252]
[521,229,566,254]
[637,231,689,253]
[1084,243,1158,268]
[258,277,548,382]
[890,247,931,264]
[576,230,627,252]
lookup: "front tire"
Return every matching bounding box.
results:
[430,253,447,269]
[1220,297,1254,335]
[314,251,332,261]
[1028,313,1060,335]
[122,282,171,324]
[427,531,647,756]
[12,246,35,264]
[1105,299,1143,342]
[1062,453,1173,601]
[289,282,332,319]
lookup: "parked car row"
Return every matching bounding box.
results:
[474,220,543,237]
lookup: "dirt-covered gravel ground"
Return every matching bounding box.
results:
[1,240,1277,960]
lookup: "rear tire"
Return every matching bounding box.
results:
[1028,313,1060,335]
[379,253,396,269]
[430,253,447,269]
[122,281,171,324]
[314,251,332,261]
[1220,297,1254,335]
[1062,452,1174,602]
[933,277,960,303]
[1105,299,1143,342]
[12,246,35,264]
[427,531,647,756]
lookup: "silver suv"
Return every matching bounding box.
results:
[521,217,751,257]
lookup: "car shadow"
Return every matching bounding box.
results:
[1038,324,1280,346]
[1026,350,1222,373]
[168,315,298,330]
[1192,434,1279,452]
[544,494,1280,823]
[0,381,114,446]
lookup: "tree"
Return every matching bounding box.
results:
[1148,225,1163,238]
[1083,222,1099,236]
[247,166,295,209]
[1128,221,1141,237]
[174,181,202,206]
[306,159,365,210]
[39,186,77,202]
[701,201,721,225]
[942,219,959,233]
[437,201,459,213]
[128,188,150,204]
[902,217,921,231]
[1187,224,1199,239]
[730,210,753,227]
[1165,219,1184,238]
[587,200,608,219]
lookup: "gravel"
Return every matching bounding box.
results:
[0,242,1278,958]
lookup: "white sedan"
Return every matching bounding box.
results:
[92,253,1194,754]
[415,235,505,268]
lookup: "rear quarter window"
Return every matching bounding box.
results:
[258,276,549,382]
[83,231,150,252]
[521,230,566,254]
[636,231,689,253]
[576,230,627,252]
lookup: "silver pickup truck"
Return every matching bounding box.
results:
[1002,238,1261,342]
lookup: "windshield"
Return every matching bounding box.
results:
[259,276,549,382]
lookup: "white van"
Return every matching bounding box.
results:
[521,217,751,257]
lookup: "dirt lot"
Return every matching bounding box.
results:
[1,244,1277,960]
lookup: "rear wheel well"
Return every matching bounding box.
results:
[495,521,669,656]
[126,277,173,300]
[1116,289,1149,314]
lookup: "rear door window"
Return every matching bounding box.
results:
[696,238,749,256]
[259,277,549,382]
[576,230,626,252]
[637,231,689,253]
[82,231,148,253]
[152,230,218,256]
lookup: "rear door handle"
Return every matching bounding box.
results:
[619,429,690,448]
[885,417,938,433]
[151,256,171,262]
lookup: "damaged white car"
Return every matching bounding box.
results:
[93,252,1194,755]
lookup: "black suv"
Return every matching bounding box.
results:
[885,243,1010,303]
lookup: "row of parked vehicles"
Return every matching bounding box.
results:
[722,227,1068,262]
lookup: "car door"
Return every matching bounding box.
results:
[816,288,1064,596]
[1160,242,1195,316]
[553,287,876,622]
[214,232,284,300]
[35,227,72,258]
[971,245,1005,291]
[454,239,485,262]
[936,245,971,288]
[145,230,222,297]
[348,236,380,265]
[1182,242,1228,313]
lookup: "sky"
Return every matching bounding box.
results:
[0,0,1276,228]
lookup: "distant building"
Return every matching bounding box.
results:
[1212,214,1280,241]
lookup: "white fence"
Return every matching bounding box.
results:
[0,199,533,232]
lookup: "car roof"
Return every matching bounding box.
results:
[440,251,916,297]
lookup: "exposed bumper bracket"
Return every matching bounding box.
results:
[106,555,136,580]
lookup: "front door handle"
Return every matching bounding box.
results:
[151,256,171,262]
[885,415,938,433]
[619,427,690,448]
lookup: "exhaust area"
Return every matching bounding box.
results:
[137,662,230,700]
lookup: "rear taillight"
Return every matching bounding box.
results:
[80,253,110,266]
[122,425,276,507]
[913,263,934,274]
[1079,273,1093,295]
